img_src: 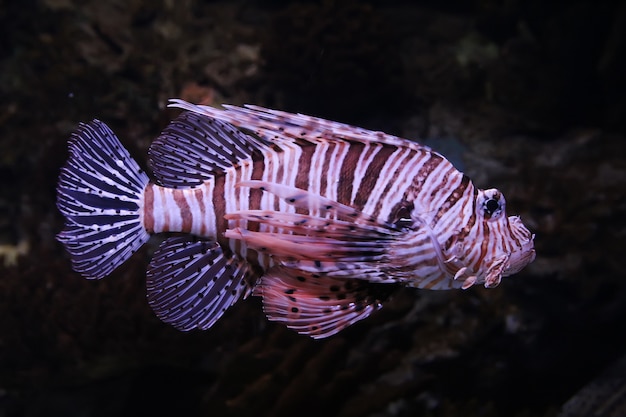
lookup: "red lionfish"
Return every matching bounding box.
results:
[57,100,536,339]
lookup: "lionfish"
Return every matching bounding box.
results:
[56,100,535,339]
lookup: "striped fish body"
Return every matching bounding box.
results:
[57,101,535,339]
[144,132,465,285]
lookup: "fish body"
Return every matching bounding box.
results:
[57,100,535,338]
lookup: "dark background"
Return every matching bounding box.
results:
[1,0,625,416]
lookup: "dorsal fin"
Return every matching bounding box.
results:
[168,99,434,151]
[148,111,268,188]
[146,236,252,331]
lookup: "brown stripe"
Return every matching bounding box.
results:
[408,152,444,197]
[319,143,334,197]
[143,183,154,233]
[336,142,362,205]
[295,141,315,214]
[495,223,510,253]
[353,144,397,210]
[372,149,417,218]
[194,187,206,235]
[273,150,284,186]
[443,186,477,250]
[508,222,522,248]
[463,188,478,238]
[173,189,192,232]
[476,223,490,267]
[213,174,227,246]
[430,165,452,198]
[295,140,314,190]
[433,174,470,226]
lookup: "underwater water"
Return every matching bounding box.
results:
[1,1,625,416]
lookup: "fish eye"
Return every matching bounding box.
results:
[478,189,505,220]
[485,198,500,215]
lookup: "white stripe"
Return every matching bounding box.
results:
[435,181,474,240]
[151,186,164,232]
[325,142,349,204]
[192,182,216,238]
[308,140,330,216]
[375,150,428,221]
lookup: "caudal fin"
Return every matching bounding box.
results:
[57,120,150,279]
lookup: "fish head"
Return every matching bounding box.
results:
[474,188,536,288]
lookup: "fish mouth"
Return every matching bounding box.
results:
[503,236,536,276]
[504,215,536,277]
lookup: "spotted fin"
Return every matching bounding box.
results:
[148,111,268,188]
[255,267,395,339]
[146,236,251,331]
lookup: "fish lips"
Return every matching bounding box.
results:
[504,236,536,277]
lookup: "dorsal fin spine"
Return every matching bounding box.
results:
[168,99,432,151]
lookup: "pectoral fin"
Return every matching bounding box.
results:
[255,267,395,339]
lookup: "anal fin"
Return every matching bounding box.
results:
[146,236,251,331]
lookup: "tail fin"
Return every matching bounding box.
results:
[57,120,150,279]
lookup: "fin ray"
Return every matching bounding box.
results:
[225,209,395,238]
[146,237,251,331]
[148,111,268,188]
[255,267,393,339]
[236,180,390,227]
[168,99,430,150]
[56,120,150,279]
[224,228,389,265]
